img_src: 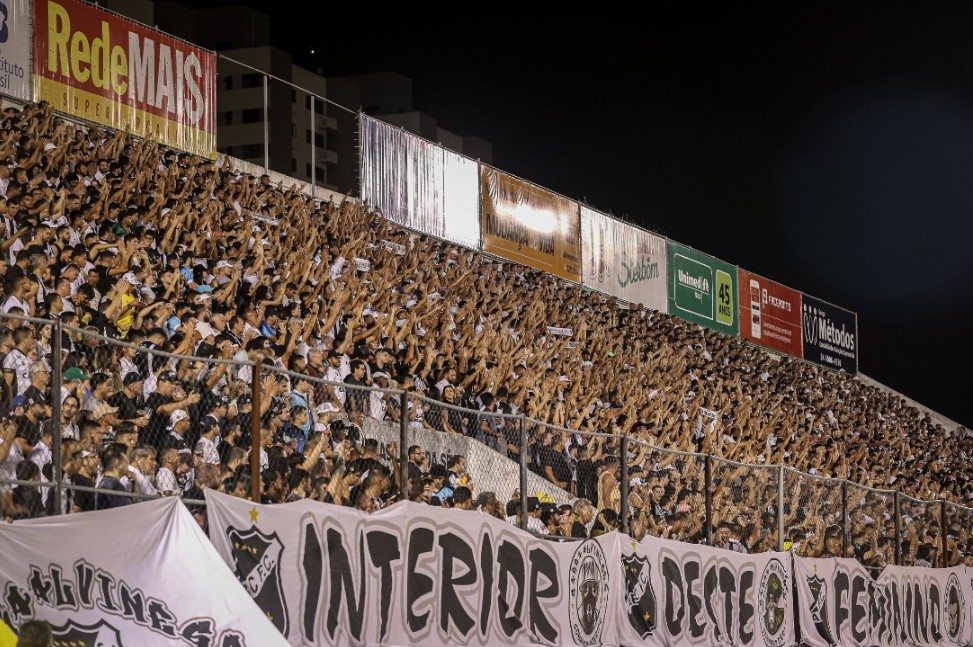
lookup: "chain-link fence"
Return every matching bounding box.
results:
[898,493,942,567]
[944,501,973,566]
[712,457,780,554]
[627,440,707,544]
[781,468,845,557]
[846,482,897,573]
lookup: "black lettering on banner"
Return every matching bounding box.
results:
[119,582,147,624]
[147,598,178,636]
[718,566,736,640]
[912,581,926,643]
[365,530,400,643]
[662,556,684,637]
[929,582,942,643]
[325,528,366,642]
[438,532,477,638]
[496,539,525,637]
[218,630,245,647]
[96,571,120,613]
[528,547,559,644]
[685,560,704,639]
[703,563,722,642]
[27,567,52,607]
[181,619,215,647]
[833,569,849,638]
[867,581,884,643]
[49,566,76,609]
[890,581,904,643]
[301,521,323,643]
[74,560,95,608]
[851,575,867,644]
[479,534,494,638]
[738,569,754,644]
[3,583,33,623]
[406,527,434,633]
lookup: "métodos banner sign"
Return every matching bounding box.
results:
[581,206,668,313]
[794,557,973,647]
[0,497,290,647]
[667,241,739,336]
[32,0,216,157]
[738,269,803,358]
[481,166,581,283]
[801,293,858,374]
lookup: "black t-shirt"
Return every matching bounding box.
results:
[15,414,42,446]
[72,473,96,512]
[343,374,368,413]
[542,446,572,486]
[144,392,174,447]
[107,390,144,420]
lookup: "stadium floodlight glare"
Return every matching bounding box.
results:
[513,204,558,234]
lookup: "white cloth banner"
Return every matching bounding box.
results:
[0,497,289,647]
[794,557,973,647]
[1,0,32,102]
[361,417,571,505]
[581,206,668,313]
[618,534,795,647]
[206,490,621,647]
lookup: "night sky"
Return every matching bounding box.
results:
[206,4,973,426]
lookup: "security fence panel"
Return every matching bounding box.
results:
[628,439,708,544]
[898,493,943,567]
[945,501,973,567]
[781,467,845,557]
[846,482,897,573]
[711,456,780,554]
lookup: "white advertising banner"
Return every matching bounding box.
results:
[442,148,480,250]
[581,206,668,312]
[0,497,290,647]
[206,490,622,647]
[618,534,795,647]
[0,0,31,101]
[794,557,973,647]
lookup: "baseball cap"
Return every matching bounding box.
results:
[121,272,139,286]
[215,260,233,270]
[168,409,189,428]
[80,450,95,459]
[92,402,119,420]
[158,371,177,383]
[527,497,542,512]
[122,372,144,386]
[64,367,90,382]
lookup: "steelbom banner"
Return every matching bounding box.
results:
[205,490,798,647]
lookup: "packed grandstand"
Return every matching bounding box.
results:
[0,98,968,580]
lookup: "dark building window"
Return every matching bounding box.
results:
[241,108,261,124]
[241,73,262,89]
[241,144,262,159]
[223,75,233,91]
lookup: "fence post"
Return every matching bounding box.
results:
[777,465,784,552]
[51,318,63,515]
[941,499,948,568]
[519,416,528,532]
[263,74,270,173]
[310,93,316,199]
[399,391,409,501]
[893,491,902,566]
[619,435,630,536]
[250,362,262,503]
[704,453,713,546]
[842,480,849,558]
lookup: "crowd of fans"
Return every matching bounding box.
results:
[0,101,969,567]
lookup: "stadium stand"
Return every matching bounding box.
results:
[0,100,969,572]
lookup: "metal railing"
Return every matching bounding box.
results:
[0,311,969,571]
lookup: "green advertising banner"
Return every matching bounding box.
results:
[667,241,739,336]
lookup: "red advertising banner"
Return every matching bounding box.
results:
[738,269,803,358]
[32,0,216,158]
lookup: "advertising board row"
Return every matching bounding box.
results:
[362,115,858,373]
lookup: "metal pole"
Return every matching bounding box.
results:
[619,435,630,535]
[777,465,784,552]
[519,416,528,532]
[309,93,316,198]
[51,318,63,515]
[893,491,902,566]
[250,362,261,503]
[841,481,849,557]
[399,391,408,501]
[263,75,270,173]
[704,453,713,546]
[940,499,948,568]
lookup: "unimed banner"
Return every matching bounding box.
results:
[481,166,581,282]
[206,490,621,647]
[0,497,289,646]
[581,206,667,312]
[667,241,739,336]
[32,0,216,157]
[794,557,973,647]
[738,269,803,357]
[0,0,32,101]
[619,535,795,647]
[801,293,858,374]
